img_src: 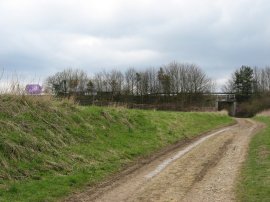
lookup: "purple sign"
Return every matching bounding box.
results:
[26,84,42,95]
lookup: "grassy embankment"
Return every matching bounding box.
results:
[237,116,270,201]
[0,95,233,201]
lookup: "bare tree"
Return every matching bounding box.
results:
[145,67,158,94]
[251,66,270,93]
[135,72,142,95]
[157,67,171,94]
[140,72,149,95]
[45,68,88,95]
[107,70,124,94]
[165,62,180,93]
[93,72,105,92]
[124,67,137,95]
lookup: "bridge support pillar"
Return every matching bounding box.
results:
[231,101,237,117]
[215,101,219,111]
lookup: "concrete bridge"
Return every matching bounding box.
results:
[213,93,237,116]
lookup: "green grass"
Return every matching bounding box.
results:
[0,95,233,201]
[237,116,270,202]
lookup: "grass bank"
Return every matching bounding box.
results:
[237,116,270,201]
[0,95,233,201]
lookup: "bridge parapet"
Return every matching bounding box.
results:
[216,94,236,102]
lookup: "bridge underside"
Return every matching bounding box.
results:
[217,101,237,117]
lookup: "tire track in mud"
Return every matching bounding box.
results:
[194,138,233,183]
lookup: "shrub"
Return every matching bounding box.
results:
[236,94,270,117]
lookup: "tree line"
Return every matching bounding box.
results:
[45,62,214,97]
[223,65,270,101]
[44,63,270,114]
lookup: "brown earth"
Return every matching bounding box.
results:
[257,109,270,116]
[65,119,262,202]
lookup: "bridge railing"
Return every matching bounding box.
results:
[216,94,236,102]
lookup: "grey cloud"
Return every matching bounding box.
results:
[0,0,270,88]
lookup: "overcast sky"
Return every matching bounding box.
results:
[0,0,270,87]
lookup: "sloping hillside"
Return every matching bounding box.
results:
[0,95,233,201]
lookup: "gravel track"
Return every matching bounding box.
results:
[66,119,262,202]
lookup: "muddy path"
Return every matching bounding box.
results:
[65,119,263,202]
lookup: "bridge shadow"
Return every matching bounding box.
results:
[217,101,236,117]
[215,94,236,117]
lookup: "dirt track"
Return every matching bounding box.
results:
[66,119,262,202]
